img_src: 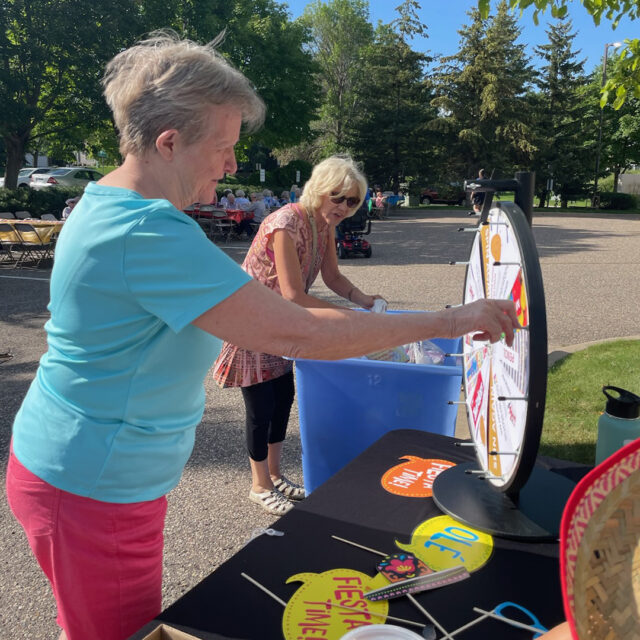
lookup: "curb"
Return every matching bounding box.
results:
[548,335,640,368]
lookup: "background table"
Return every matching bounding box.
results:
[130,430,589,640]
[224,209,254,224]
[0,218,63,243]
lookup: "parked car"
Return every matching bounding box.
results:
[31,167,103,189]
[0,167,57,188]
[420,184,467,206]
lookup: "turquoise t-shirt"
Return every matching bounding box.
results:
[12,183,251,503]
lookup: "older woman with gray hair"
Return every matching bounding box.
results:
[6,31,519,640]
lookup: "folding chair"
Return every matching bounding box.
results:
[41,213,58,221]
[212,211,236,243]
[0,212,15,219]
[0,222,19,266]
[13,222,54,268]
[195,206,216,238]
[15,211,32,220]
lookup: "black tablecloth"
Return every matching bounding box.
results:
[130,430,589,640]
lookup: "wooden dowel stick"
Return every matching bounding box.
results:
[472,608,545,634]
[327,602,426,629]
[241,572,287,607]
[331,535,387,557]
[407,594,454,640]
[331,535,452,637]
[448,611,492,637]
[241,572,425,630]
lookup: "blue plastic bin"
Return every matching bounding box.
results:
[294,335,463,493]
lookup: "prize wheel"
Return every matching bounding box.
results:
[462,201,547,496]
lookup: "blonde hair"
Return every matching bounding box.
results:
[102,30,265,156]
[300,155,367,215]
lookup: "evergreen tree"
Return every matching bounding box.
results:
[533,17,589,207]
[346,24,433,190]
[431,2,536,181]
[491,0,639,109]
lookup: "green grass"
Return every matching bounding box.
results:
[539,340,640,464]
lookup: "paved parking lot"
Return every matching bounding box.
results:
[1,208,638,638]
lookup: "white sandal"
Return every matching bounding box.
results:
[248,489,293,515]
[273,476,306,501]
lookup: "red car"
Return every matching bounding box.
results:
[420,185,466,206]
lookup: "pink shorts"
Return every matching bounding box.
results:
[6,450,167,640]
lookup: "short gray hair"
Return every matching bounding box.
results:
[102,30,265,156]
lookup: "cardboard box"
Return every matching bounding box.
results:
[141,624,203,640]
[130,621,239,640]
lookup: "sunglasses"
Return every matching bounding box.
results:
[330,193,360,208]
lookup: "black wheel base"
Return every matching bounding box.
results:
[432,462,576,541]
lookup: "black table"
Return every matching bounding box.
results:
[130,430,588,640]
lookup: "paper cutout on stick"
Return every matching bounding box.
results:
[283,569,389,640]
[366,565,470,601]
[381,456,456,497]
[395,515,493,573]
[376,552,432,582]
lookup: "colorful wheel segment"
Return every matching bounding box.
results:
[462,202,547,495]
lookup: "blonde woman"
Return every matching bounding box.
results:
[214,156,388,515]
[7,32,519,640]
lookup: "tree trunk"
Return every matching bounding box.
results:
[538,188,548,208]
[613,169,620,193]
[3,133,29,189]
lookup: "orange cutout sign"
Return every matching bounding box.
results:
[381,456,456,497]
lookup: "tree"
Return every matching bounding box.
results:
[587,58,640,193]
[347,24,434,190]
[532,17,590,207]
[300,0,373,155]
[391,0,428,41]
[431,2,536,179]
[0,0,141,187]
[480,0,640,108]
[140,0,320,164]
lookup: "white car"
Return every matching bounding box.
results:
[0,167,57,188]
[31,167,103,189]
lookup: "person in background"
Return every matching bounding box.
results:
[280,190,290,206]
[472,168,488,213]
[235,191,266,238]
[61,196,81,220]
[5,31,519,640]
[289,184,298,203]
[213,156,418,516]
[248,192,267,224]
[262,189,276,209]
[234,189,250,208]
[375,190,385,208]
[220,189,235,209]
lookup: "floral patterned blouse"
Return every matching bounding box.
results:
[212,203,330,388]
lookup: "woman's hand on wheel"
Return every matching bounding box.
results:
[448,299,520,346]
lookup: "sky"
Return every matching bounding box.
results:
[282,0,634,74]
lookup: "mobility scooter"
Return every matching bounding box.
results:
[335,203,372,259]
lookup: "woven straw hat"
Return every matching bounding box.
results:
[560,437,640,639]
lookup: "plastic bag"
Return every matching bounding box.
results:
[407,340,446,365]
[365,345,410,363]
